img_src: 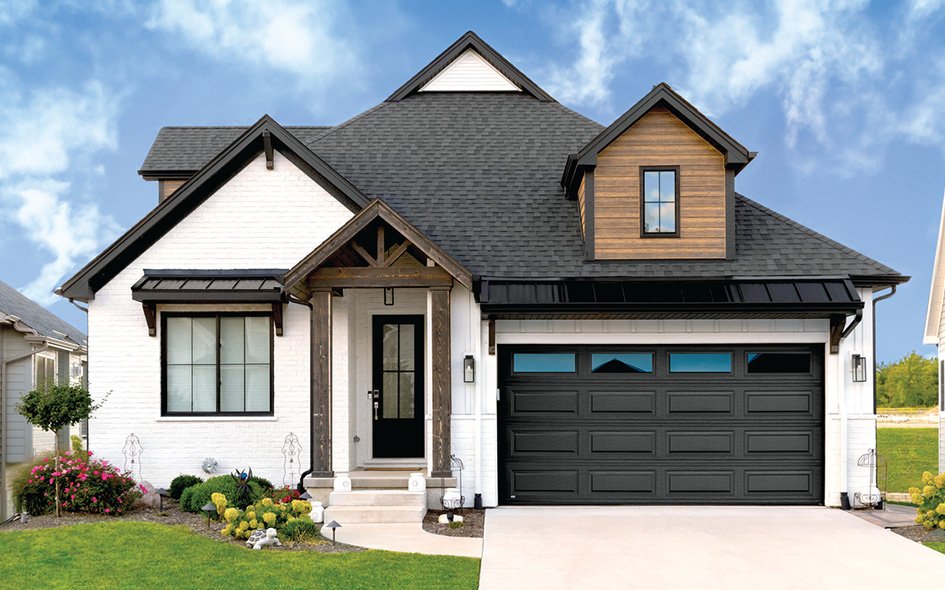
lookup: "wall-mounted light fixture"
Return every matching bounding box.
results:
[464,355,475,383]
[852,354,867,383]
[384,288,394,306]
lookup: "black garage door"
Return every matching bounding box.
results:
[499,345,824,505]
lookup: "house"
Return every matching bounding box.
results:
[58,32,905,519]
[923,187,945,474]
[1,280,88,520]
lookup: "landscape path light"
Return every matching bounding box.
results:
[202,502,216,528]
[155,487,167,512]
[324,520,342,545]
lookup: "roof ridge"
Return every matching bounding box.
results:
[735,193,896,275]
[308,102,392,143]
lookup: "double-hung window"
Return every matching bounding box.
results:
[163,313,272,415]
[641,166,679,237]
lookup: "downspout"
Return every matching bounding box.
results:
[68,299,89,460]
[1,340,50,521]
[872,286,897,415]
[287,295,315,492]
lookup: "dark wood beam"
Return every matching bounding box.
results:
[430,287,452,478]
[142,303,157,337]
[263,130,274,170]
[310,289,333,477]
[351,242,378,267]
[271,302,283,337]
[309,266,453,289]
[829,314,844,355]
[376,225,385,265]
[383,240,411,267]
[488,317,496,355]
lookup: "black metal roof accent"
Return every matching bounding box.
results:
[386,31,554,102]
[479,277,864,317]
[562,83,753,198]
[60,115,370,301]
[130,269,287,303]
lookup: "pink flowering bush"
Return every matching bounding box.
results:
[12,451,142,516]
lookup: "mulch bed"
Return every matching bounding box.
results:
[422,509,484,538]
[0,499,364,553]
[890,525,945,544]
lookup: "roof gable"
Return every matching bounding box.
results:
[419,48,520,92]
[0,280,86,346]
[387,31,554,102]
[563,83,753,196]
[59,115,370,301]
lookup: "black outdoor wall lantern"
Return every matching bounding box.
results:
[852,354,867,383]
[464,355,475,383]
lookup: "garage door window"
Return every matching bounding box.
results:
[746,352,811,374]
[513,353,575,373]
[591,353,653,373]
[669,353,731,373]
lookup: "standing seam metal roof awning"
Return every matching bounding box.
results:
[130,269,288,336]
[478,278,863,319]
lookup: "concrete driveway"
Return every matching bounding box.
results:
[479,506,945,589]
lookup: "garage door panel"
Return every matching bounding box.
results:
[667,431,734,455]
[509,387,579,415]
[667,391,734,414]
[590,391,656,414]
[745,431,813,455]
[667,471,735,494]
[590,431,657,454]
[511,430,580,454]
[590,471,657,494]
[511,470,580,494]
[745,391,814,416]
[745,470,817,495]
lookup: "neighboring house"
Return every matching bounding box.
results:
[923,187,945,474]
[1,280,88,519]
[59,32,905,519]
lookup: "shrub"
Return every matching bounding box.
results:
[281,519,319,542]
[13,451,141,516]
[70,435,83,453]
[263,485,301,504]
[169,474,203,500]
[216,496,313,540]
[909,471,945,530]
[181,475,263,513]
[10,453,57,515]
[249,476,274,491]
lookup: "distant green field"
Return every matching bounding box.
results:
[876,428,939,492]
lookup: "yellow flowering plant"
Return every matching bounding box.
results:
[909,471,945,530]
[217,495,314,541]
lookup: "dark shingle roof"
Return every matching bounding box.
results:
[0,280,86,346]
[135,93,899,282]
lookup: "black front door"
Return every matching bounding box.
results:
[372,315,424,458]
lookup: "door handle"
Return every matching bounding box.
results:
[373,401,379,421]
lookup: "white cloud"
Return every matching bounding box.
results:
[145,0,358,82]
[0,79,122,305]
[0,0,38,27]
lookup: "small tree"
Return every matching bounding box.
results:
[15,383,104,517]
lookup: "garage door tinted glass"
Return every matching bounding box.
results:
[669,353,732,373]
[747,353,811,374]
[592,353,653,373]
[513,353,575,373]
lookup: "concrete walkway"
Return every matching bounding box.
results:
[479,506,945,590]
[850,503,920,528]
[332,522,482,558]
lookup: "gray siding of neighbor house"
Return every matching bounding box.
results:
[3,326,34,464]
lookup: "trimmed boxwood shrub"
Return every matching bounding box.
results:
[249,476,274,491]
[181,475,263,513]
[169,474,203,500]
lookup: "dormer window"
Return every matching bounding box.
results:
[641,166,679,237]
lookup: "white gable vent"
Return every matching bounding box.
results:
[420,49,520,93]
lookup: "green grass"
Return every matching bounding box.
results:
[0,522,480,590]
[927,543,945,556]
[876,427,939,492]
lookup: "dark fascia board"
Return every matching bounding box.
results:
[285,198,474,298]
[479,302,864,316]
[139,171,196,181]
[849,274,910,288]
[386,30,554,102]
[562,83,752,195]
[58,115,370,302]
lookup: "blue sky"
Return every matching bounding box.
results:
[1,0,944,363]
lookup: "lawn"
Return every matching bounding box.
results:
[876,427,939,492]
[0,522,480,590]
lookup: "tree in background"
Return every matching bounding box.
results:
[875,351,938,408]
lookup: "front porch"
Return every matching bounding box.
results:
[286,200,473,520]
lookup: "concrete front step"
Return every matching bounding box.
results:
[323,505,427,524]
[329,490,427,507]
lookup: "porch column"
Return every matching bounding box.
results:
[310,288,333,478]
[430,286,452,477]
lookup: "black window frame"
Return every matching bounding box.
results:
[640,165,680,238]
[161,311,274,417]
